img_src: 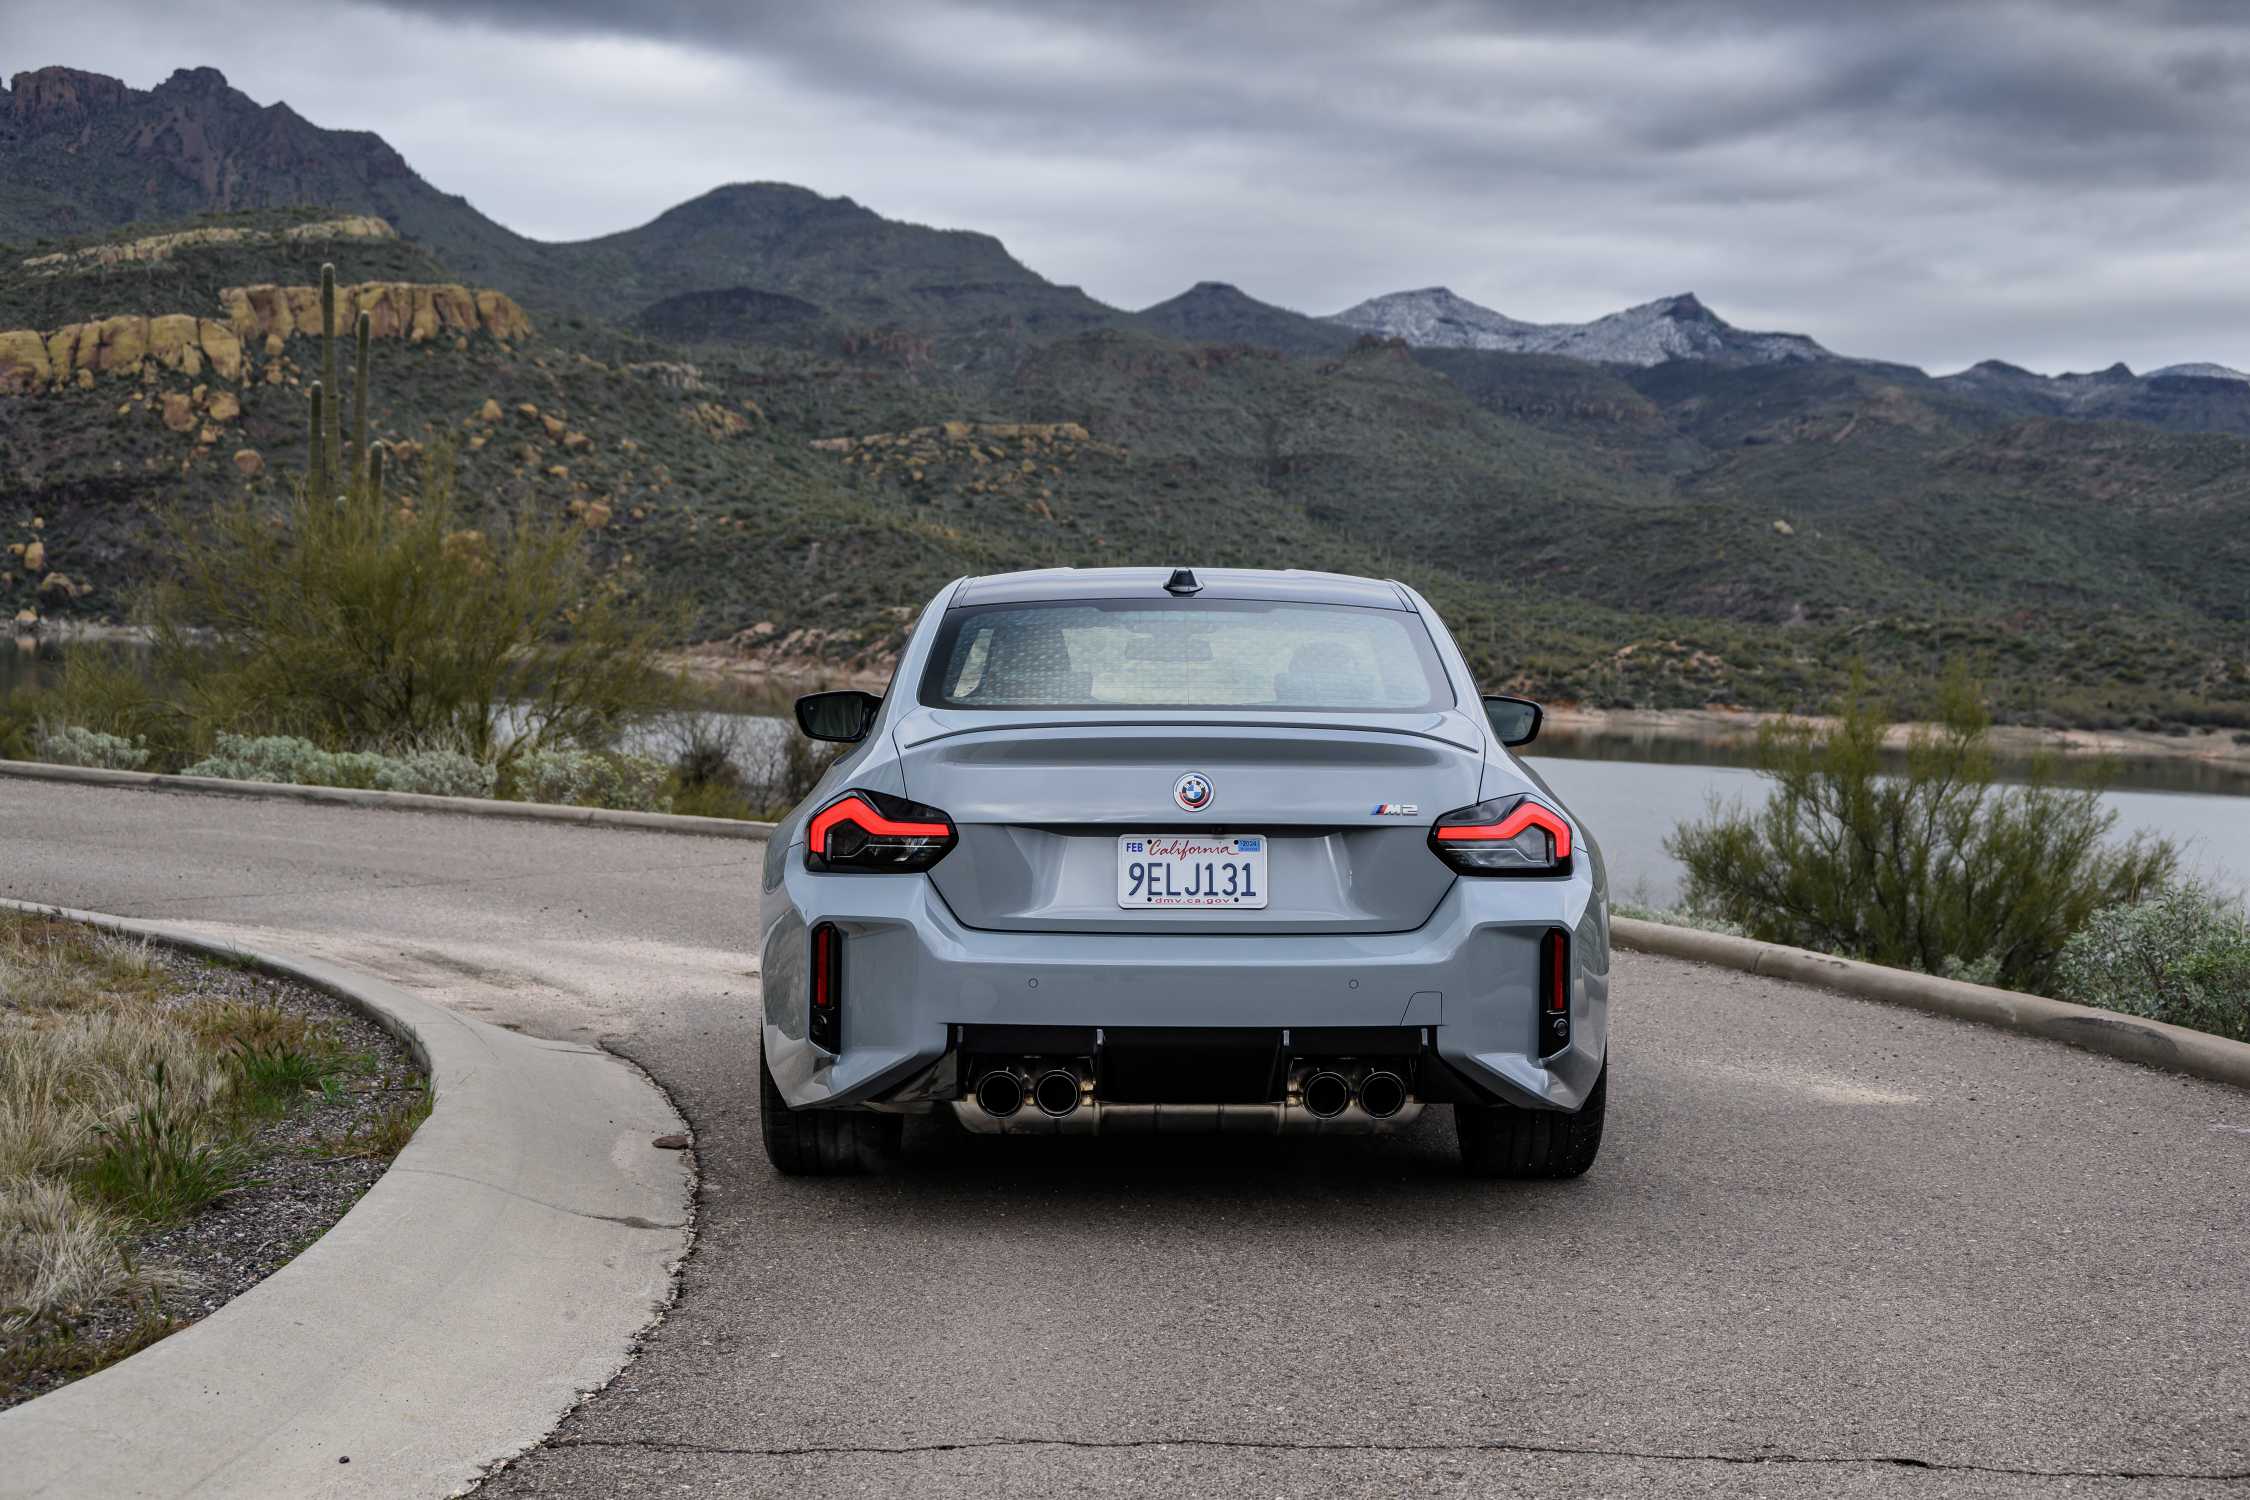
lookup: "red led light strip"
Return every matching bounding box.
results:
[808,794,953,856]
[1433,801,1572,858]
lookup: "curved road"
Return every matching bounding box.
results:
[4,780,2247,1498]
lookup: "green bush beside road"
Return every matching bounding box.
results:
[1668,666,2176,995]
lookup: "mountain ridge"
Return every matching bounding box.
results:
[1328,285,1833,367]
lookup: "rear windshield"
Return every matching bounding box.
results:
[918,599,1453,711]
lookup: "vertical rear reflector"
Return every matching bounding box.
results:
[1539,928,1570,1057]
[809,922,842,1052]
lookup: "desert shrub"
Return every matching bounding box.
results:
[734,725,840,819]
[1669,666,2176,993]
[27,646,169,758]
[133,290,677,763]
[506,748,673,812]
[31,724,148,771]
[2054,883,2250,1042]
[367,748,498,799]
[180,734,495,797]
[657,711,748,793]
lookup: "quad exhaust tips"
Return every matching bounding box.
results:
[959,1057,1419,1134]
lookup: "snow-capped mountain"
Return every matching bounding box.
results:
[2145,362,2249,382]
[1327,286,1831,367]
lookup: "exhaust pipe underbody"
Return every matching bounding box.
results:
[954,1057,1422,1136]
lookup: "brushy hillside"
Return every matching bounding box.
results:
[1,66,2246,732]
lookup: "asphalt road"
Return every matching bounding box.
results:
[5,779,2247,1498]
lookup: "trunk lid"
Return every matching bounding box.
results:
[896,708,1484,934]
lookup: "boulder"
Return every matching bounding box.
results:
[233,449,264,477]
[0,330,50,392]
[478,398,503,423]
[198,320,243,381]
[94,315,150,376]
[160,392,197,432]
[22,540,45,573]
[148,314,199,369]
[206,390,242,422]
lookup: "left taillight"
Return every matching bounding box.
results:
[804,789,957,873]
[1429,794,1573,876]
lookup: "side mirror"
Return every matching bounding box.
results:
[1482,694,1542,748]
[794,690,882,744]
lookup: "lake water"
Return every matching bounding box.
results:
[6,639,2242,904]
[1523,746,2249,907]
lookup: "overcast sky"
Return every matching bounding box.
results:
[8,0,2249,374]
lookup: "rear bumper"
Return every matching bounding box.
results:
[761,864,1610,1114]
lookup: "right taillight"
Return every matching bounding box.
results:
[1429,795,1573,876]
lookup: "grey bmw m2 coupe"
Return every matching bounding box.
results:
[759,567,1610,1178]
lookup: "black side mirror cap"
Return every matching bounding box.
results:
[795,690,883,744]
[1482,694,1543,748]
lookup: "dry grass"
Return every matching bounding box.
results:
[0,913,388,1353]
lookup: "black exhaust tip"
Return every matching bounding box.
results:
[975,1069,1024,1117]
[1301,1070,1352,1119]
[1358,1070,1407,1120]
[1033,1069,1082,1118]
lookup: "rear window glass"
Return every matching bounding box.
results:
[919,599,1453,711]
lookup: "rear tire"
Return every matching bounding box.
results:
[759,1031,903,1176]
[1456,1061,1606,1179]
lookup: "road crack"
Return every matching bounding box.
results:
[543,1432,2248,1481]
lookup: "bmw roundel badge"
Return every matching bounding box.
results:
[1173,771,1214,813]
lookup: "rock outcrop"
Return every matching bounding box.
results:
[216,282,531,344]
[19,215,396,274]
[0,284,530,393]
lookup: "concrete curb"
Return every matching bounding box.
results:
[0,758,777,839]
[0,902,695,1499]
[1612,915,2250,1092]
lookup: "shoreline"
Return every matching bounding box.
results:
[18,631,2249,773]
[1539,705,2250,770]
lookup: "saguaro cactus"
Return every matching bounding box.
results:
[319,264,343,486]
[306,381,328,496]
[368,442,385,506]
[353,311,372,488]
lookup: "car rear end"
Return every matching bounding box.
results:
[759,568,1609,1172]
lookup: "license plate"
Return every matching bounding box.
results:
[1117,834,1269,909]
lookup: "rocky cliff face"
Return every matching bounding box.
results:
[1329,286,1831,367]
[0,65,484,261]
[7,66,133,130]
[0,283,532,392]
